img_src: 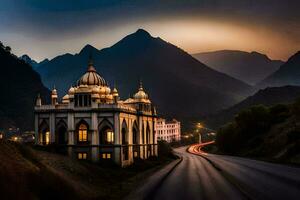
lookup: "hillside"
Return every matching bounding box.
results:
[193,50,283,85]
[205,86,300,129]
[0,140,175,200]
[215,100,300,165]
[0,44,50,131]
[37,29,253,124]
[258,51,300,88]
[20,54,49,70]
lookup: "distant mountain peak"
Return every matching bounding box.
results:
[135,29,151,36]
[79,44,98,55]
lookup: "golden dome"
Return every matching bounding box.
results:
[99,86,106,94]
[52,87,57,95]
[68,86,75,94]
[77,60,106,86]
[62,94,69,104]
[112,87,119,97]
[105,87,111,94]
[92,86,100,93]
[133,81,149,100]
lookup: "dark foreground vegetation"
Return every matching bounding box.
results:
[0,140,176,200]
[215,99,300,165]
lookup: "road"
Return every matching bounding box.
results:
[146,145,300,200]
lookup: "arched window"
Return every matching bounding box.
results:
[105,129,114,144]
[146,124,150,144]
[132,121,139,144]
[78,123,88,142]
[39,120,50,145]
[100,127,114,144]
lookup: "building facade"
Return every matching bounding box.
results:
[34,59,158,167]
[156,118,181,143]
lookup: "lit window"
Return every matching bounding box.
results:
[78,152,87,160]
[102,153,111,159]
[45,131,50,145]
[106,131,114,143]
[134,151,138,158]
[78,124,88,142]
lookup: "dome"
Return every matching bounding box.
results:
[92,86,100,93]
[105,87,111,94]
[133,81,149,100]
[52,88,57,95]
[68,86,75,94]
[62,94,69,100]
[77,60,106,86]
[62,94,69,104]
[112,87,119,97]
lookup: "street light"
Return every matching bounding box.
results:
[196,122,203,144]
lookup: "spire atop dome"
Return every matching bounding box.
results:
[139,79,143,91]
[87,53,96,72]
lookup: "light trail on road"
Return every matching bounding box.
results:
[143,143,300,200]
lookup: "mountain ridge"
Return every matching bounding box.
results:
[36,29,253,126]
[193,50,283,85]
[258,51,300,88]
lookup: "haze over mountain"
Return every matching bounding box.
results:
[193,50,283,85]
[205,85,300,129]
[37,29,253,123]
[0,45,50,131]
[258,51,300,88]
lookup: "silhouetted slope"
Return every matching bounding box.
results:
[193,50,283,85]
[258,51,300,88]
[0,46,50,130]
[205,86,300,128]
[37,29,253,123]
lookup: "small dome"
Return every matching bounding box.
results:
[105,87,111,94]
[77,61,106,86]
[68,86,75,94]
[62,94,69,104]
[112,87,119,97]
[62,94,69,100]
[52,88,57,95]
[92,86,100,93]
[99,86,106,94]
[133,81,149,100]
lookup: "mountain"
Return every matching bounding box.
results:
[0,46,50,131]
[193,50,283,85]
[205,85,300,129]
[20,54,49,69]
[37,29,253,125]
[258,51,300,88]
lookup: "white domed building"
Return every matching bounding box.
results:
[34,60,158,166]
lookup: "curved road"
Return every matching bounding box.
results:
[146,146,300,200]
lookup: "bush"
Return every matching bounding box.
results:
[158,140,176,159]
[269,104,290,123]
[216,122,240,154]
[235,105,271,137]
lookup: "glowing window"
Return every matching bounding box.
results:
[45,131,50,145]
[78,124,88,142]
[102,153,111,159]
[78,152,87,160]
[106,131,114,143]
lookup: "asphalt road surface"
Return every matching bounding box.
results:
[148,146,300,200]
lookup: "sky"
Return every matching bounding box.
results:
[0,0,299,61]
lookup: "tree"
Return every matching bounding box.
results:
[0,41,4,49]
[5,46,11,53]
